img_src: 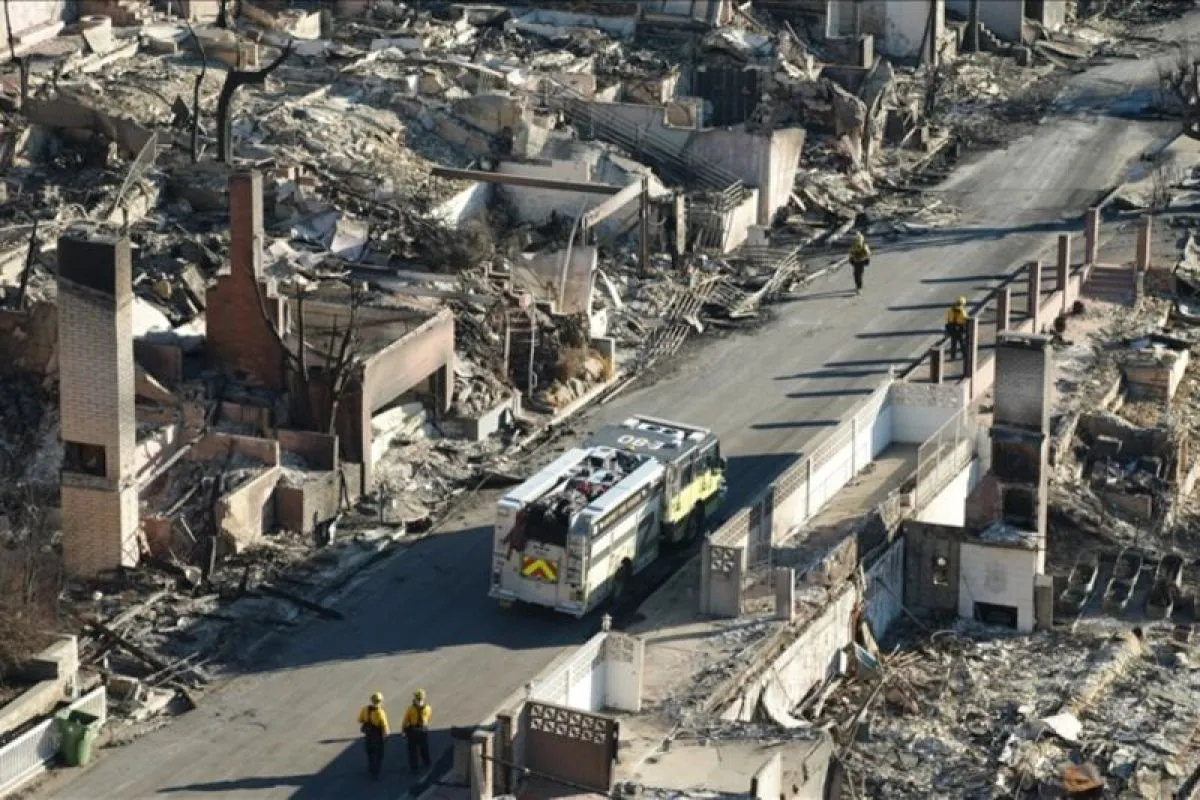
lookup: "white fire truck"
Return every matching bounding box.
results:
[489,415,726,616]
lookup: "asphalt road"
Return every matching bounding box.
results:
[45,20,1194,800]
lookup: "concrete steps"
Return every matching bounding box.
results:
[1081,264,1137,305]
[945,17,1007,53]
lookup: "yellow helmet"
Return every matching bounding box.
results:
[370,692,383,705]
[955,296,966,307]
[413,689,427,703]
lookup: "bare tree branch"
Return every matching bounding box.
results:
[184,20,209,164]
[216,40,293,164]
[3,0,16,63]
[322,288,363,436]
[12,220,38,311]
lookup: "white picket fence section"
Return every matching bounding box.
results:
[0,686,107,797]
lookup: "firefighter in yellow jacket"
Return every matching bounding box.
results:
[848,232,871,295]
[945,297,970,361]
[358,692,390,780]
[403,689,433,774]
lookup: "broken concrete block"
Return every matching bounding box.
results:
[130,686,175,722]
[419,70,449,95]
[79,16,115,56]
[107,674,143,702]
[371,36,427,52]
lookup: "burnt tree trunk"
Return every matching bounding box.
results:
[186,23,209,163]
[215,42,292,164]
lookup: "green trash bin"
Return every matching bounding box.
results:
[55,710,101,767]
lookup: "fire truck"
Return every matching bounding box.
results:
[489,415,726,616]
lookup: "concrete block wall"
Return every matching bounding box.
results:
[277,429,338,471]
[58,235,139,576]
[889,381,966,442]
[190,431,280,465]
[275,471,341,534]
[216,465,282,553]
[702,380,895,617]
[914,456,979,527]
[498,160,604,224]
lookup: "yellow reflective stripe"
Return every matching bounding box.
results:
[521,558,557,581]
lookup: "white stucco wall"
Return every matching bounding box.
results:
[889,381,966,443]
[684,127,805,226]
[0,0,69,50]
[946,0,1023,42]
[958,542,1040,632]
[430,181,491,227]
[755,583,858,714]
[499,160,603,224]
[526,631,643,713]
[864,0,944,60]
[914,456,979,526]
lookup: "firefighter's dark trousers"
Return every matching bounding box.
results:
[851,258,868,291]
[364,729,385,779]
[407,727,431,771]
[946,323,967,361]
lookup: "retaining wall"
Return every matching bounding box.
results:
[702,376,968,618]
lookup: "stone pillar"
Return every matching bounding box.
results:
[1028,261,1042,331]
[1084,206,1100,264]
[929,344,944,384]
[701,539,744,618]
[1136,214,1152,272]
[964,317,979,382]
[1056,234,1071,313]
[59,235,140,576]
[774,567,796,620]
[996,287,1011,333]
[471,730,494,800]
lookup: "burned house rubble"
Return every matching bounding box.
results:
[0,0,1186,755]
[528,215,1200,800]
